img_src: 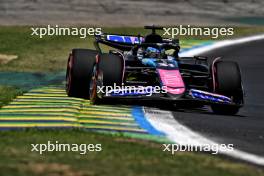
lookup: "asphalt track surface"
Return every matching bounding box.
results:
[171,39,264,156]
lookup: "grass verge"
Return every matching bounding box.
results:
[0,129,263,176]
[0,86,23,107]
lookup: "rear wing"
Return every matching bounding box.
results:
[105,34,144,45]
[94,34,143,52]
[94,33,179,53]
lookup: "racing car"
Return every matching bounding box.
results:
[66,26,244,115]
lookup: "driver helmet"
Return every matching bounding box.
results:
[145,47,161,58]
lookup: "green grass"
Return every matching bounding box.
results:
[0,27,91,72]
[0,86,23,107]
[0,129,263,176]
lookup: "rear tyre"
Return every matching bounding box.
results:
[211,61,243,115]
[90,53,123,104]
[66,49,97,99]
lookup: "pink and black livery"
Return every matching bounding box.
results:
[66,26,244,115]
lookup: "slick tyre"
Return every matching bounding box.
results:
[211,61,243,115]
[66,49,97,99]
[98,53,123,86]
[90,53,123,104]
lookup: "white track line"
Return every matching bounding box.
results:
[144,107,264,166]
[144,34,264,166]
[179,34,264,57]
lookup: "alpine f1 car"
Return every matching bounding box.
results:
[66,26,244,115]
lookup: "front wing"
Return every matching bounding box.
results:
[100,87,239,106]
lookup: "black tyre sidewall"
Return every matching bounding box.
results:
[98,53,123,87]
[66,49,97,98]
[211,61,243,115]
[214,61,242,95]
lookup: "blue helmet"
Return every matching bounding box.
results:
[145,47,161,58]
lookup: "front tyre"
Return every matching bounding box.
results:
[90,53,123,104]
[66,49,97,99]
[211,61,243,115]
